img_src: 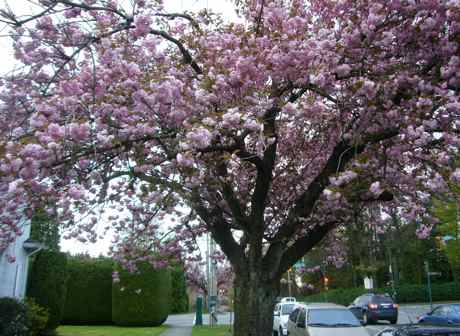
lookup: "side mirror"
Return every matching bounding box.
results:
[297,321,306,328]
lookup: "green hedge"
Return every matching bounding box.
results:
[27,250,68,331]
[62,257,113,325]
[112,263,171,326]
[302,282,460,305]
[171,265,189,313]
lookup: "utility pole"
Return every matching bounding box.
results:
[287,269,292,297]
[207,235,218,326]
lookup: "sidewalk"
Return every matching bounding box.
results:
[161,313,194,336]
[161,326,192,336]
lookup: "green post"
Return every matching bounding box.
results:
[195,297,203,326]
[424,261,433,310]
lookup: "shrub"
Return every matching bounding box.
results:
[27,250,68,331]
[171,265,189,313]
[26,298,49,336]
[62,256,113,325]
[0,297,29,336]
[112,263,171,326]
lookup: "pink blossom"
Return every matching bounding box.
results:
[186,128,212,149]
[133,15,152,38]
[369,182,383,197]
[335,64,352,77]
[451,169,460,182]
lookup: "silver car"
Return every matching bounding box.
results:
[287,303,369,336]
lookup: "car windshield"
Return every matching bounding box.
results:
[281,304,295,315]
[308,309,361,327]
[450,305,460,313]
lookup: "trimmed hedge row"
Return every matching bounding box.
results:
[27,250,68,331]
[302,282,460,305]
[170,265,189,313]
[112,262,171,326]
[62,257,113,325]
[27,253,181,326]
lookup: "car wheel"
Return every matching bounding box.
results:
[279,327,284,336]
[273,329,278,336]
[389,318,397,324]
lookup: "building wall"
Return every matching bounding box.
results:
[0,220,31,299]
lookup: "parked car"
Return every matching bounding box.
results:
[273,301,297,336]
[418,304,460,325]
[349,293,398,325]
[376,325,460,335]
[287,303,369,336]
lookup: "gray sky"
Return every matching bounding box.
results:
[0,0,237,256]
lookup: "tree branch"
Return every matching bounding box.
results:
[149,29,202,75]
[191,190,245,267]
[275,220,339,279]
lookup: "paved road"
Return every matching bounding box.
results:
[164,303,448,335]
[364,303,449,335]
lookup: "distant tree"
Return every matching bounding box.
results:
[432,175,460,280]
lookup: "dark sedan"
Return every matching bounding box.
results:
[348,293,398,325]
[376,325,460,335]
[418,304,460,325]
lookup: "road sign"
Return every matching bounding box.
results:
[428,272,441,276]
[294,260,305,270]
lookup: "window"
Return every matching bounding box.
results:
[290,308,299,322]
[431,307,444,317]
[281,304,295,315]
[359,296,371,305]
[297,309,306,327]
[307,308,361,327]
[371,295,394,304]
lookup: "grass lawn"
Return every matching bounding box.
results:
[57,325,168,336]
[192,326,232,336]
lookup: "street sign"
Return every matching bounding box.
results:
[294,260,305,270]
[364,276,374,290]
[428,272,441,276]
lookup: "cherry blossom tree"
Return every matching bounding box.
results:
[185,260,233,297]
[0,0,460,334]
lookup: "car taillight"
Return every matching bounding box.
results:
[393,304,399,309]
[369,303,378,309]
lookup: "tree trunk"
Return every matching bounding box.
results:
[232,268,280,336]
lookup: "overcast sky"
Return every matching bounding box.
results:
[0,0,237,256]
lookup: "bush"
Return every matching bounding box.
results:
[27,250,68,331]
[170,265,189,313]
[26,298,49,336]
[0,297,29,336]
[62,256,113,325]
[112,263,171,326]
